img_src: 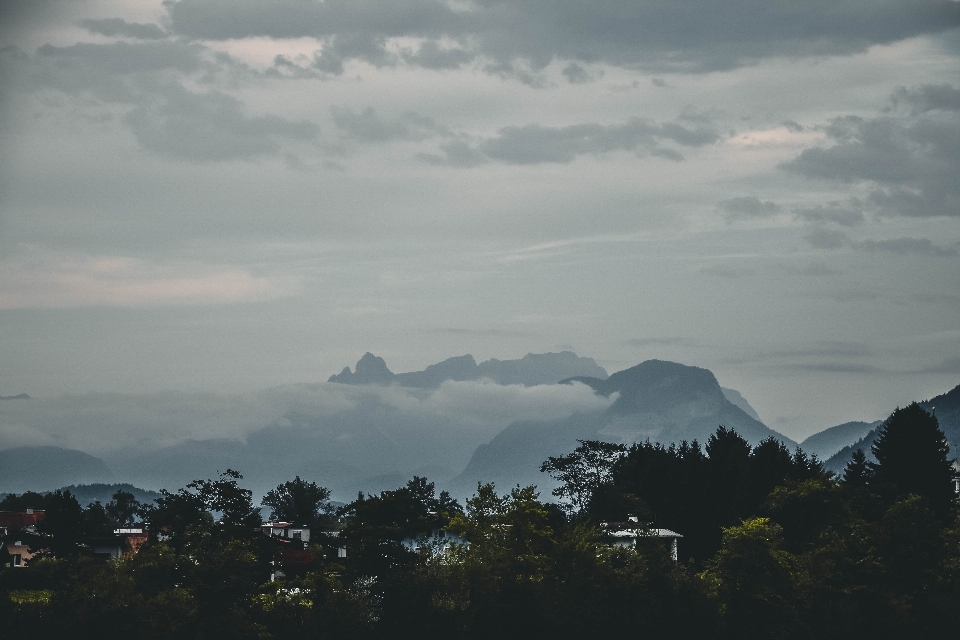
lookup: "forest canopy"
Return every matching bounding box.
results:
[1,403,958,639]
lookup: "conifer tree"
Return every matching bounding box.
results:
[869,403,956,520]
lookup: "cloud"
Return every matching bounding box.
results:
[766,341,873,359]
[561,62,601,84]
[6,41,318,162]
[781,120,803,133]
[854,237,958,257]
[126,84,319,161]
[625,337,686,347]
[0,248,299,309]
[0,380,614,457]
[889,83,960,115]
[795,262,840,277]
[793,204,864,227]
[78,18,167,40]
[428,328,530,337]
[718,196,780,221]
[331,106,449,143]
[786,362,883,374]
[804,228,850,249]
[782,84,960,218]
[911,356,960,374]
[425,117,721,166]
[161,0,960,75]
[699,264,754,278]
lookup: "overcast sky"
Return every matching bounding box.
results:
[1,0,959,441]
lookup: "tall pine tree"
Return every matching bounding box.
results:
[869,403,956,520]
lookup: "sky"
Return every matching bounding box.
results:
[1,0,959,443]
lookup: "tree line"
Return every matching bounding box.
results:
[1,402,957,639]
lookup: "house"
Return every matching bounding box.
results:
[1,538,39,568]
[0,509,47,567]
[261,521,311,546]
[85,527,150,561]
[400,529,466,557]
[0,508,45,536]
[601,516,683,561]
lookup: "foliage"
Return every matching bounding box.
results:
[2,416,959,639]
[869,403,956,520]
[541,439,626,514]
[261,476,335,528]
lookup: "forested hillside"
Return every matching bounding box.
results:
[2,403,957,639]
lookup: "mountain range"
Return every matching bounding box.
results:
[329,351,609,387]
[1,351,957,501]
[454,359,794,493]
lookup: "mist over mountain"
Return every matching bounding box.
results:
[455,360,794,493]
[330,351,608,387]
[0,356,612,499]
[800,421,881,461]
[0,446,114,493]
[721,387,761,422]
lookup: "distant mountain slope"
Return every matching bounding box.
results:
[0,446,114,494]
[455,360,796,494]
[823,383,960,474]
[801,421,881,461]
[330,351,609,388]
[0,393,30,400]
[56,483,161,507]
[721,387,761,422]
[920,383,960,457]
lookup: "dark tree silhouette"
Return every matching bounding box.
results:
[106,489,142,526]
[869,403,956,520]
[842,448,871,488]
[261,476,334,527]
[541,439,626,514]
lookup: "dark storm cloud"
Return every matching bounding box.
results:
[127,84,319,162]
[782,84,960,218]
[161,0,960,75]
[717,196,780,221]
[331,106,449,142]
[78,18,167,40]
[424,117,721,166]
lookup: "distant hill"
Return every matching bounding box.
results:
[721,387,761,422]
[454,360,796,494]
[56,483,161,507]
[823,383,960,474]
[0,393,30,400]
[800,421,881,461]
[0,446,115,494]
[329,351,609,387]
[0,483,161,508]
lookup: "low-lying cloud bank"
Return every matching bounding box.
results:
[0,380,614,498]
